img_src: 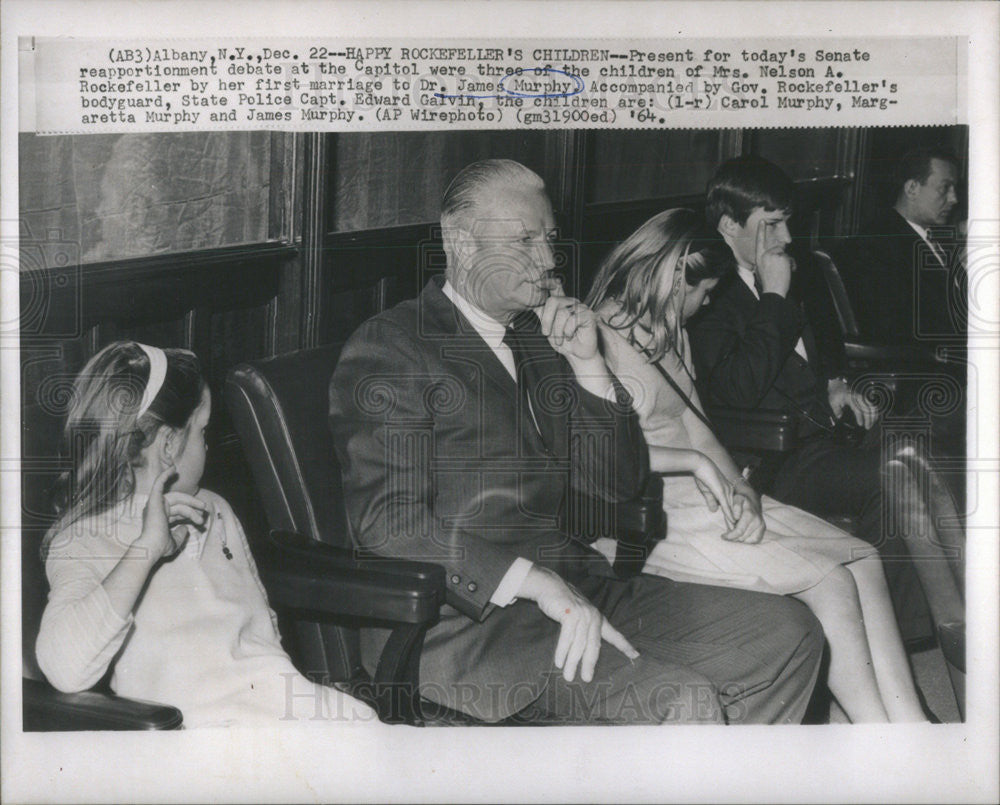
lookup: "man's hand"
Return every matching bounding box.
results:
[533,281,600,362]
[532,281,615,398]
[722,480,766,544]
[754,219,795,297]
[827,378,879,430]
[517,565,639,683]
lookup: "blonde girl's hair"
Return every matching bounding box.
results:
[585,208,728,363]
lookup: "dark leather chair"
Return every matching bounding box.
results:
[813,245,967,510]
[225,342,666,726]
[886,450,966,719]
[812,248,951,373]
[225,343,450,725]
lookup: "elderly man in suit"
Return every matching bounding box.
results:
[329,159,823,725]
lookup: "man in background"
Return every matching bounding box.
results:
[849,146,965,350]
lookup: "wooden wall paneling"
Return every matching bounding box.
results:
[720,129,745,160]
[827,128,863,241]
[267,132,303,354]
[787,176,852,257]
[843,129,869,237]
[268,132,298,244]
[271,246,308,356]
[300,133,328,349]
[585,130,728,206]
[317,223,442,344]
[97,319,190,355]
[20,244,290,381]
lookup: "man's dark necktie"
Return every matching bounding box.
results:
[926,227,967,293]
[925,227,948,267]
[752,270,764,297]
[502,311,554,449]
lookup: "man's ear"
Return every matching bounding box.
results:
[442,226,477,282]
[447,226,476,257]
[903,178,922,199]
[718,214,741,239]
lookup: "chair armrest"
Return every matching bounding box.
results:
[705,406,800,453]
[844,340,944,369]
[255,530,447,725]
[22,677,183,731]
[606,475,668,579]
[616,474,667,544]
[256,530,445,626]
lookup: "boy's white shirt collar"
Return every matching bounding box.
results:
[735,264,758,298]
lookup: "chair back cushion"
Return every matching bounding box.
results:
[814,248,861,339]
[225,343,361,682]
[225,344,349,547]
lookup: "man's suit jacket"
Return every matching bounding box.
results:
[329,276,649,721]
[687,268,836,438]
[849,209,965,346]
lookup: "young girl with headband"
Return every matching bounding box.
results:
[586,209,928,722]
[36,341,377,728]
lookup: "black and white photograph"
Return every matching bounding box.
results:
[2,2,997,803]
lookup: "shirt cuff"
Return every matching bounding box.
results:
[489,557,534,607]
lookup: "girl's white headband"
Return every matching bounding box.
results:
[136,343,167,417]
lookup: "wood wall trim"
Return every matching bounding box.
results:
[19,241,294,341]
[582,192,706,217]
[19,241,295,289]
[300,133,328,349]
[324,221,437,247]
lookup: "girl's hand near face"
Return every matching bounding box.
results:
[135,465,209,560]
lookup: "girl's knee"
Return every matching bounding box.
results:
[847,552,888,585]
[819,564,861,596]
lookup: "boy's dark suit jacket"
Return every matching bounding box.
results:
[328,276,649,721]
[687,262,845,437]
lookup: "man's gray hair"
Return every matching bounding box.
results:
[440,159,544,232]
